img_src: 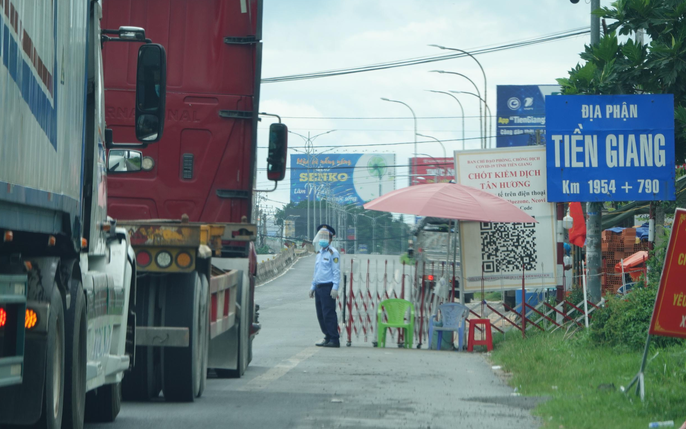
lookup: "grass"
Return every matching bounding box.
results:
[474,291,502,301]
[491,330,686,429]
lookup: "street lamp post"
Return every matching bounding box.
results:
[449,91,493,149]
[426,90,465,150]
[288,129,336,240]
[416,133,447,160]
[430,70,484,148]
[415,153,442,183]
[380,98,418,159]
[429,46,488,148]
[358,212,377,254]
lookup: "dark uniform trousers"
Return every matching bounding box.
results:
[314,282,339,343]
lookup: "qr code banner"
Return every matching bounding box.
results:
[455,146,558,291]
[481,221,537,273]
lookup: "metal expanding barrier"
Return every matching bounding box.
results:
[338,256,602,348]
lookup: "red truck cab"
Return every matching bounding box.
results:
[104,0,262,232]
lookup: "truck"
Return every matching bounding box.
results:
[1,1,167,428]
[101,0,288,402]
[415,218,473,303]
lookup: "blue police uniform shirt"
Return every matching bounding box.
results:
[311,245,341,291]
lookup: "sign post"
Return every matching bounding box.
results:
[626,208,686,401]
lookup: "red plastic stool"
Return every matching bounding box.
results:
[467,319,493,352]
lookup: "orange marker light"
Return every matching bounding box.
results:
[0,308,6,328]
[3,230,13,242]
[81,238,88,248]
[176,252,192,268]
[25,309,38,329]
[47,236,56,246]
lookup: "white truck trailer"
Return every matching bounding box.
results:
[0,1,167,428]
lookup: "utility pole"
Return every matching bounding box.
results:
[587,0,603,302]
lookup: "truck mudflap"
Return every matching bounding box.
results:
[0,274,27,388]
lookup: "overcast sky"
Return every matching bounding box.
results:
[255,0,612,212]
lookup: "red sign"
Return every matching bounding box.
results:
[649,208,686,339]
[410,157,454,186]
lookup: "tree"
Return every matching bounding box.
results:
[557,0,686,162]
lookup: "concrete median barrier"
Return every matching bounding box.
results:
[256,245,313,285]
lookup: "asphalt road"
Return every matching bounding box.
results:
[89,255,541,429]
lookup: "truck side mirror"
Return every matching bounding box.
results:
[267,123,288,181]
[108,149,143,173]
[135,44,167,143]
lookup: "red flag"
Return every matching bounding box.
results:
[569,202,586,247]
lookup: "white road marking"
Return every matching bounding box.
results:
[238,347,320,391]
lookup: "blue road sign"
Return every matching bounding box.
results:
[497,85,560,147]
[545,94,675,202]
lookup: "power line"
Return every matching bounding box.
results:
[257,135,482,150]
[262,27,590,83]
[277,115,477,120]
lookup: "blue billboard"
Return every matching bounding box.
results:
[546,94,675,202]
[290,154,396,206]
[496,85,560,147]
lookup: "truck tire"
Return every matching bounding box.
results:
[122,277,162,401]
[162,272,204,401]
[35,287,65,429]
[62,280,86,429]
[84,382,121,422]
[197,275,209,398]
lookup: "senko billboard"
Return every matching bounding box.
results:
[290,154,396,206]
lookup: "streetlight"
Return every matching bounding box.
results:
[425,90,465,150]
[430,69,483,148]
[415,135,449,182]
[358,212,379,254]
[289,129,336,240]
[415,153,442,184]
[449,90,493,149]
[380,98,418,159]
[428,45,488,148]
[415,133,447,159]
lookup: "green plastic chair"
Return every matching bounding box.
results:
[377,299,415,349]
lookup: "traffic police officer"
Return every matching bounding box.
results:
[309,224,341,348]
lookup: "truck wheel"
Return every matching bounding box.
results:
[84,382,121,422]
[197,275,209,398]
[162,272,202,402]
[62,280,86,429]
[122,278,162,401]
[35,287,65,429]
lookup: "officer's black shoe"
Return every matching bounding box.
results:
[316,339,329,347]
[322,341,340,348]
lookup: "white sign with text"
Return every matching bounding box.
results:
[455,146,557,292]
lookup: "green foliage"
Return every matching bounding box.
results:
[256,245,272,255]
[474,291,502,301]
[492,330,686,429]
[590,228,684,350]
[558,0,686,162]
[399,253,416,266]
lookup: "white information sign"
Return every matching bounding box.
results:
[454,146,558,292]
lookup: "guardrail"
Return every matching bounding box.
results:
[256,246,312,284]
